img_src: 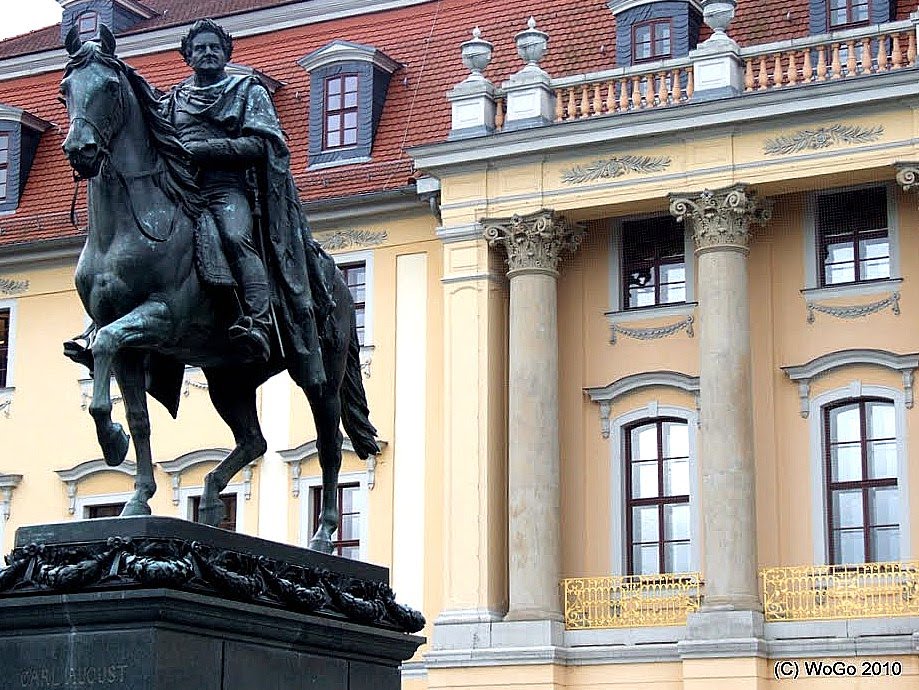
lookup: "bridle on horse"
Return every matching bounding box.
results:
[67,73,179,243]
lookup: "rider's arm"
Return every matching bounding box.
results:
[188,136,264,164]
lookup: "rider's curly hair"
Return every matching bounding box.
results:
[179,19,233,64]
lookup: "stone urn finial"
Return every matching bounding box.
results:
[703,0,737,40]
[515,16,548,68]
[460,26,494,81]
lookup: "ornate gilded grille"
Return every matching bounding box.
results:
[562,573,701,629]
[761,561,919,621]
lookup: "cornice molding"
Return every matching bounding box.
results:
[607,0,703,15]
[156,449,256,506]
[279,437,387,495]
[782,349,919,417]
[298,40,401,74]
[0,104,51,132]
[0,0,435,82]
[585,371,700,438]
[55,458,137,483]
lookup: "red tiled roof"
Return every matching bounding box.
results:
[0,0,911,248]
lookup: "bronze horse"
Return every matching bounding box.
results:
[58,27,378,552]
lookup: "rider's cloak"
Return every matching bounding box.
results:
[162,74,330,390]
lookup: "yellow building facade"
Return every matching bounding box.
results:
[1,0,919,688]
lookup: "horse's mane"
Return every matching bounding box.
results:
[65,42,205,218]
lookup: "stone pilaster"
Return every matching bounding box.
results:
[483,210,583,621]
[669,185,769,621]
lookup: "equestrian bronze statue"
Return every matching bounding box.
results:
[58,21,378,553]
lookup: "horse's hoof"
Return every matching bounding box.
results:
[102,424,130,467]
[308,537,334,555]
[197,500,225,527]
[120,500,151,517]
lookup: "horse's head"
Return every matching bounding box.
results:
[60,25,125,178]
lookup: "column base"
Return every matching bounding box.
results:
[679,609,767,658]
[504,608,564,623]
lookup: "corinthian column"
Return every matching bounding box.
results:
[484,210,583,621]
[669,185,769,617]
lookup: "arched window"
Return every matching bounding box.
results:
[823,398,899,564]
[77,11,98,40]
[625,417,691,575]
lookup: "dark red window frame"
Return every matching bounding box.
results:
[824,398,899,565]
[621,216,686,310]
[816,186,890,287]
[190,492,238,531]
[632,19,673,64]
[0,133,9,201]
[323,74,359,150]
[86,502,125,519]
[0,309,9,388]
[827,0,870,29]
[625,417,690,575]
[77,11,99,38]
[339,262,366,346]
[311,482,360,559]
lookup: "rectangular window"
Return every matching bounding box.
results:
[621,217,686,309]
[190,493,238,531]
[78,11,98,38]
[86,503,125,519]
[824,399,899,564]
[828,0,869,28]
[324,75,359,150]
[633,19,672,63]
[0,309,9,388]
[340,262,366,345]
[816,186,889,287]
[311,482,361,559]
[0,134,9,201]
[625,419,691,575]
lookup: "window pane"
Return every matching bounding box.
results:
[830,443,862,482]
[340,545,360,560]
[830,405,860,443]
[345,76,358,93]
[867,441,897,479]
[659,263,684,284]
[327,130,340,148]
[633,544,659,575]
[852,2,868,22]
[0,148,7,166]
[340,512,360,541]
[860,256,890,281]
[344,91,358,109]
[832,489,864,528]
[662,422,688,458]
[0,168,7,185]
[632,505,659,542]
[664,503,690,541]
[825,241,855,264]
[629,286,656,307]
[343,128,358,146]
[344,112,358,130]
[868,486,899,526]
[660,283,685,304]
[664,541,690,573]
[825,261,855,285]
[341,485,357,512]
[833,528,866,564]
[327,78,341,95]
[867,402,895,438]
[663,458,690,496]
[326,93,341,110]
[631,460,659,498]
[631,425,658,461]
[870,526,899,562]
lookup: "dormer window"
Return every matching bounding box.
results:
[828,0,869,28]
[633,19,672,63]
[810,0,893,35]
[324,74,359,150]
[0,134,9,201]
[0,104,50,214]
[299,41,400,168]
[77,11,99,39]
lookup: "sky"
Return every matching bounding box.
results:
[1,1,64,41]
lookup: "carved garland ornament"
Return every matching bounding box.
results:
[0,278,28,296]
[762,124,883,156]
[317,229,388,251]
[483,210,584,274]
[561,155,671,185]
[0,537,425,634]
[806,292,900,323]
[610,315,694,344]
[669,184,770,252]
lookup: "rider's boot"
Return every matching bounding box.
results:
[229,272,271,363]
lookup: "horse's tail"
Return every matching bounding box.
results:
[340,316,380,460]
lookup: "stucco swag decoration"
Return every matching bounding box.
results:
[483,209,584,274]
[317,229,388,251]
[762,124,884,156]
[806,292,900,323]
[561,155,671,185]
[669,184,770,252]
[610,315,694,344]
[0,278,28,296]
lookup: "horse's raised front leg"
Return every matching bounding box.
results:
[307,390,343,554]
[89,301,169,469]
[113,350,156,515]
[198,369,266,528]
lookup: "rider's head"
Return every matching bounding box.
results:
[180,19,233,67]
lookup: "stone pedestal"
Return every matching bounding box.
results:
[484,210,582,621]
[670,185,769,615]
[0,517,424,690]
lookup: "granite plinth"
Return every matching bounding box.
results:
[0,517,425,690]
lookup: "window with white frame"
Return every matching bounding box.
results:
[300,471,368,561]
[0,307,10,388]
[333,250,374,348]
[808,384,910,565]
[74,491,133,520]
[178,485,243,532]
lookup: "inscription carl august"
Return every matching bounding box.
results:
[18,665,129,688]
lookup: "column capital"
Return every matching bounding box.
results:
[669,184,770,254]
[894,161,919,194]
[482,209,584,276]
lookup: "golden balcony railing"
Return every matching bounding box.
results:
[761,561,919,622]
[562,572,701,630]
